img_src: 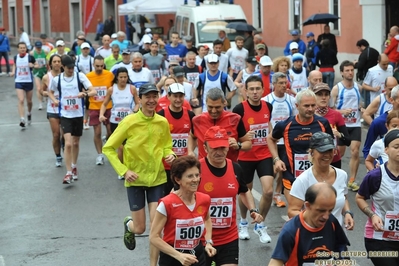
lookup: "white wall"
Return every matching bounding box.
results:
[359,0,385,52]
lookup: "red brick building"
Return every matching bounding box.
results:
[0,0,173,45]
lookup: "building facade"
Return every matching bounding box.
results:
[235,0,398,64]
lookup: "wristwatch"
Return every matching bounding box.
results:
[205,239,214,245]
[249,208,259,214]
[344,210,354,218]
[237,142,242,150]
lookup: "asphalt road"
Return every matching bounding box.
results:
[0,51,374,266]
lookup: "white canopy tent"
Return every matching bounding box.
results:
[118,0,197,16]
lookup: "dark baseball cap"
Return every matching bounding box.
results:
[173,66,185,77]
[247,56,258,65]
[34,41,42,47]
[313,83,330,94]
[139,83,158,97]
[309,132,335,152]
[61,55,75,68]
[40,33,47,39]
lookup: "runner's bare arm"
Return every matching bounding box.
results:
[41,74,49,96]
[268,259,284,266]
[362,96,380,125]
[99,87,113,122]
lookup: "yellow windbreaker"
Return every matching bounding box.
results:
[103,109,174,187]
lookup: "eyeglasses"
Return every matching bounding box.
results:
[95,65,104,68]
[77,38,85,41]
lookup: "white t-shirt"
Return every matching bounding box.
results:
[110,62,132,73]
[76,55,93,74]
[226,47,248,74]
[369,138,389,164]
[157,201,196,216]
[363,64,393,103]
[95,46,112,58]
[128,67,154,91]
[290,166,348,227]
[50,72,92,118]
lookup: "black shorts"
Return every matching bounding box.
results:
[160,243,205,266]
[338,126,361,145]
[60,117,83,136]
[110,122,118,134]
[238,158,273,184]
[126,183,166,211]
[364,238,399,265]
[15,82,34,91]
[47,113,60,119]
[277,145,287,162]
[85,96,90,110]
[206,239,238,266]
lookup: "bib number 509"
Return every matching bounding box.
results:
[179,226,202,239]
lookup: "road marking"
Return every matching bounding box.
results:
[281,215,289,221]
[0,255,5,266]
[0,121,48,127]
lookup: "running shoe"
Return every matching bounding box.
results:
[38,103,43,110]
[348,181,359,192]
[55,156,63,167]
[273,194,286,208]
[254,224,271,244]
[84,120,90,130]
[63,174,72,184]
[19,118,26,128]
[238,222,250,240]
[118,175,125,180]
[72,167,78,181]
[123,216,136,250]
[27,114,32,125]
[96,155,104,165]
[0,72,5,76]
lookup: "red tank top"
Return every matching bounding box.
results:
[198,158,239,246]
[161,192,211,248]
[193,111,241,161]
[163,107,191,170]
[239,101,272,161]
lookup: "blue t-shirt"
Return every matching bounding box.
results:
[111,40,129,53]
[164,43,188,65]
[271,212,349,265]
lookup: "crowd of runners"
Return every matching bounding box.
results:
[8,22,399,265]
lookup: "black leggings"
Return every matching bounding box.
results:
[364,238,399,265]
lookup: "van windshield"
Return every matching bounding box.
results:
[197,19,247,43]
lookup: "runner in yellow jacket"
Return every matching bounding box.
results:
[103,83,175,266]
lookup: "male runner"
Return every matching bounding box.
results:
[31,41,47,110]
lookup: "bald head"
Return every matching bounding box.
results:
[390,26,399,36]
[308,70,323,90]
[385,77,398,98]
[102,34,111,47]
[254,34,263,44]
[378,53,390,70]
[305,183,337,205]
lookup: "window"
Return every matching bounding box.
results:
[329,0,340,33]
[288,0,302,32]
[175,15,182,36]
[252,0,263,29]
[182,17,189,37]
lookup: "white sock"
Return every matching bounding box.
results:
[20,117,25,120]
[71,164,77,169]
[257,222,265,227]
[240,218,248,224]
[67,171,72,175]
[126,221,132,232]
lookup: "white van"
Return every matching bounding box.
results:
[175,0,247,49]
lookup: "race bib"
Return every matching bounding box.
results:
[18,65,30,78]
[186,72,199,85]
[36,58,46,68]
[209,197,233,228]
[174,217,204,250]
[343,109,358,124]
[383,211,399,241]
[114,107,131,122]
[250,123,268,146]
[172,133,188,156]
[63,96,79,111]
[294,153,312,177]
[93,86,107,102]
[151,70,161,83]
[168,55,179,62]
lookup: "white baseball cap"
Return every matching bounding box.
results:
[289,42,299,50]
[259,56,273,66]
[111,33,117,39]
[168,83,185,94]
[56,40,65,47]
[207,54,219,63]
[81,42,90,49]
[145,28,152,33]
